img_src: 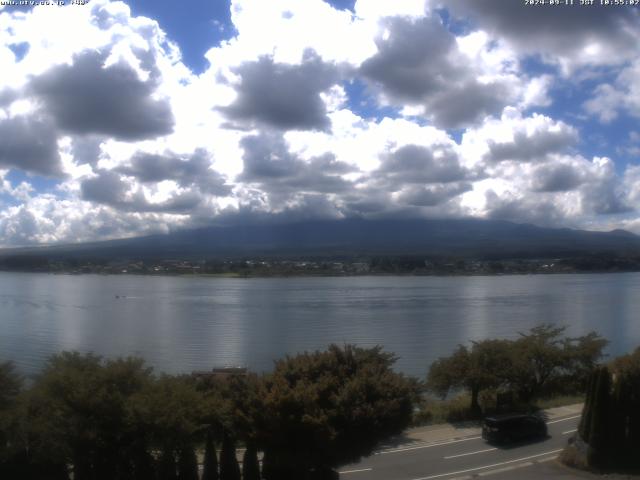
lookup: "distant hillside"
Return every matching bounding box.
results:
[2,218,640,260]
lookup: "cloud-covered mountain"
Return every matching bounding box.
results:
[6,218,640,260]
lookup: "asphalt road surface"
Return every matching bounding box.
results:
[339,414,581,480]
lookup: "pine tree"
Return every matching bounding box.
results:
[241,443,260,480]
[578,369,597,442]
[131,447,156,480]
[177,445,199,480]
[575,349,640,470]
[609,374,627,466]
[202,431,219,480]
[157,448,178,480]
[260,450,276,480]
[219,432,241,480]
[630,375,640,466]
[586,367,611,468]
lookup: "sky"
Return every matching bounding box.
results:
[0,0,639,246]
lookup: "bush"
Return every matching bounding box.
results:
[259,344,419,479]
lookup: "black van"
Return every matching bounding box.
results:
[482,413,547,444]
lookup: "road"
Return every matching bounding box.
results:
[339,413,581,480]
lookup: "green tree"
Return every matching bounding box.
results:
[578,368,598,442]
[157,448,178,480]
[219,431,241,480]
[129,373,205,475]
[0,361,22,469]
[212,373,265,448]
[559,331,609,393]
[197,372,265,479]
[570,348,640,471]
[508,325,607,402]
[428,326,608,411]
[7,352,154,480]
[241,442,260,480]
[427,340,511,415]
[508,325,568,402]
[0,361,70,480]
[586,366,611,468]
[608,347,640,468]
[0,361,21,409]
[4,387,71,479]
[259,344,419,479]
[202,430,219,480]
[177,444,199,480]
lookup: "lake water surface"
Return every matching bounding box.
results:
[1,272,639,378]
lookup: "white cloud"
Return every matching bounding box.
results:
[585,59,640,123]
[207,0,375,67]
[0,0,638,246]
[460,108,577,167]
[441,0,640,72]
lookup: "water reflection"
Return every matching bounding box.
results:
[0,272,639,377]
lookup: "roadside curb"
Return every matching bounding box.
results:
[443,454,559,480]
[377,404,583,455]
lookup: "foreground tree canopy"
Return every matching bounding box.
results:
[0,344,418,480]
[571,347,640,471]
[427,325,608,413]
[259,345,419,479]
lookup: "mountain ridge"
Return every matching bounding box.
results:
[1,217,640,261]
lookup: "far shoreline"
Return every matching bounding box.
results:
[1,268,640,278]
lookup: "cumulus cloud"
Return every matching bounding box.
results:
[531,161,586,193]
[580,157,631,215]
[396,182,472,207]
[0,195,196,246]
[360,16,520,128]
[219,51,340,131]
[462,108,577,166]
[0,115,62,176]
[584,59,640,123]
[441,0,640,69]
[486,128,577,163]
[238,132,355,198]
[473,153,632,228]
[30,50,174,140]
[483,189,568,226]
[0,0,639,246]
[376,144,469,186]
[0,206,40,245]
[70,136,104,166]
[80,170,202,214]
[622,165,640,217]
[117,149,231,196]
[0,88,19,108]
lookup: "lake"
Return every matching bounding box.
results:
[1,272,639,378]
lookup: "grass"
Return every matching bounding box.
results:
[412,393,481,426]
[535,394,584,410]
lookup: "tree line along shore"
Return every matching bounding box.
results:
[3,254,640,276]
[0,326,638,479]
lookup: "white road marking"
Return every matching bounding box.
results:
[546,414,581,424]
[339,468,373,474]
[475,455,557,477]
[444,447,497,459]
[410,449,564,480]
[477,461,533,477]
[562,429,577,435]
[377,436,481,455]
[380,414,579,456]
